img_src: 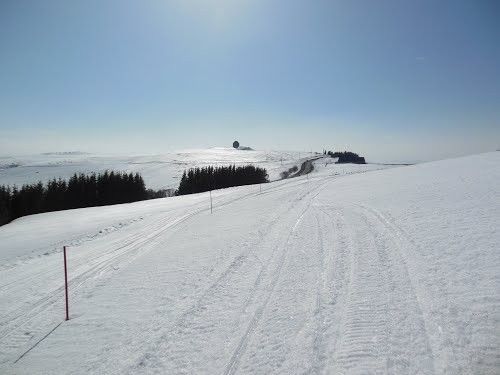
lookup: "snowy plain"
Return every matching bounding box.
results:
[0,151,498,374]
[0,148,314,190]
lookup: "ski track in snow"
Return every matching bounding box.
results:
[0,152,499,374]
[0,185,286,367]
[222,186,325,375]
[0,213,191,363]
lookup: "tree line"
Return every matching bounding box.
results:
[177,165,268,196]
[323,150,366,164]
[0,171,167,226]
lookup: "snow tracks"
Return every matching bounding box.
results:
[216,201,436,374]
[325,205,435,374]
[125,180,436,374]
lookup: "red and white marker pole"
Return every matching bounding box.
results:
[63,246,69,321]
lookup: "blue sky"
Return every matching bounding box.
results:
[0,0,499,161]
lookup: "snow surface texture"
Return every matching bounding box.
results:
[0,148,315,190]
[0,152,498,374]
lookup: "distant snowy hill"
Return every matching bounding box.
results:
[0,148,316,190]
[0,152,498,374]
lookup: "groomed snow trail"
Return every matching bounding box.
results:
[1,153,499,374]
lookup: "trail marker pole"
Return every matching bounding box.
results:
[260,184,262,193]
[210,190,213,214]
[63,246,69,321]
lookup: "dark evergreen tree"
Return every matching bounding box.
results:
[0,186,12,225]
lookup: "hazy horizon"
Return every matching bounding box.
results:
[1,0,499,162]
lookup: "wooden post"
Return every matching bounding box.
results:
[63,246,69,321]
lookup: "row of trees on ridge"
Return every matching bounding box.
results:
[177,165,268,196]
[323,150,366,164]
[0,171,167,226]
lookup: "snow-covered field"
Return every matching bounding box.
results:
[0,148,318,190]
[0,152,498,374]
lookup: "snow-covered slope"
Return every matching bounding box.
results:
[0,152,498,374]
[0,148,313,190]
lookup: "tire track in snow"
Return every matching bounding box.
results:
[222,205,310,375]
[355,204,437,373]
[330,205,435,374]
[310,206,353,374]
[129,178,329,374]
[331,208,392,373]
[310,207,328,374]
[222,183,327,375]
[319,206,354,372]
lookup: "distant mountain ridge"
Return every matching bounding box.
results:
[41,151,90,156]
